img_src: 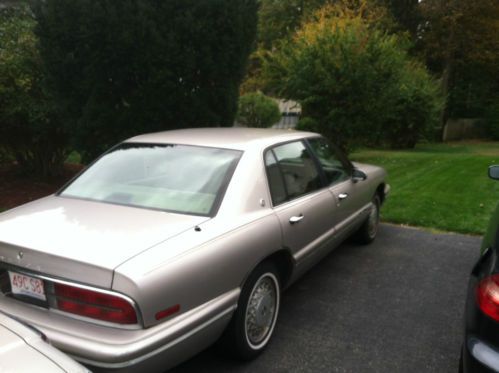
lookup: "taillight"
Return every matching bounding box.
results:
[476,274,499,322]
[53,283,137,325]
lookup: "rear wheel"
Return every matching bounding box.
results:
[224,261,280,360]
[355,195,380,244]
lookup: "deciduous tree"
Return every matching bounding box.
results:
[419,0,499,130]
[378,0,420,37]
[262,2,442,150]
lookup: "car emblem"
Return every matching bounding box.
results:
[18,251,24,260]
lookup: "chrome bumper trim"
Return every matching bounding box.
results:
[467,336,499,371]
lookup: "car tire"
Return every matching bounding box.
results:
[223,261,281,360]
[355,195,380,244]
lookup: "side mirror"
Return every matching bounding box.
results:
[489,165,499,180]
[352,169,367,182]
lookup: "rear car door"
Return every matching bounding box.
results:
[264,140,340,262]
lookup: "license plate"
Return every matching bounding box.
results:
[8,272,46,301]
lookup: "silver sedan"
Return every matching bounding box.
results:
[0,128,389,371]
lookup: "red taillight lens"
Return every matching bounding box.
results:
[476,274,499,322]
[54,283,137,325]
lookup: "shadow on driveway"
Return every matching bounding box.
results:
[171,224,480,373]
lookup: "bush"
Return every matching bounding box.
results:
[263,3,442,151]
[0,5,68,176]
[383,62,443,149]
[237,92,281,128]
[33,0,258,162]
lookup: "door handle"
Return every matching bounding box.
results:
[289,214,304,224]
[338,193,348,200]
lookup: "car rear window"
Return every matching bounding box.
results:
[60,143,242,216]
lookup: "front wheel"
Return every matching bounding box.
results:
[224,261,281,360]
[355,195,380,244]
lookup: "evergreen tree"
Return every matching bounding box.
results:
[0,4,68,177]
[33,0,258,162]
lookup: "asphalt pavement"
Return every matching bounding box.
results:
[171,224,481,373]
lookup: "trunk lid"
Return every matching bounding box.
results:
[0,196,208,287]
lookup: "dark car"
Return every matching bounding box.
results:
[461,165,499,372]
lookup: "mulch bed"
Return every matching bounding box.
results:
[0,163,84,211]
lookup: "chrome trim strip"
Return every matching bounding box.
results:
[293,223,336,264]
[0,263,143,329]
[334,202,372,234]
[293,202,372,263]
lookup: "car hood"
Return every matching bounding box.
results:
[0,196,209,287]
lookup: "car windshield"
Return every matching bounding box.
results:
[60,143,242,216]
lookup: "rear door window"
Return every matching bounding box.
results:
[265,141,323,205]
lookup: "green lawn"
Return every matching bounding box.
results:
[351,142,499,235]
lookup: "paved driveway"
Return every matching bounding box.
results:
[172,224,481,373]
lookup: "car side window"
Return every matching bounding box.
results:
[307,138,351,185]
[265,141,322,205]
[264,151,287,205]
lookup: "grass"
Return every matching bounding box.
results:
[351,142,499,235]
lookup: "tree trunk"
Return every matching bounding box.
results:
[438,26,456,142]
[438,60,453,141]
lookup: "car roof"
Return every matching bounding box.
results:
[126,127,319,151]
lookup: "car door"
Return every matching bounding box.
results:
[264,140,341,263]
[306,137,370,238]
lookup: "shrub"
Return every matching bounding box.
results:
[237,92,281,128]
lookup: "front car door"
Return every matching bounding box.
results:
[306,137,372,240]
[264,140,340,264]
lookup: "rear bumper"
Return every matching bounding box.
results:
[0,288,239,372]
[463,336,499,373]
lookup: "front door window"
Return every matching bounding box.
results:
[307,138,351,186]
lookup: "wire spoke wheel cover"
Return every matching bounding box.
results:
[355,195,381,244]
[244,272,280,350]
[367,200,379,239]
